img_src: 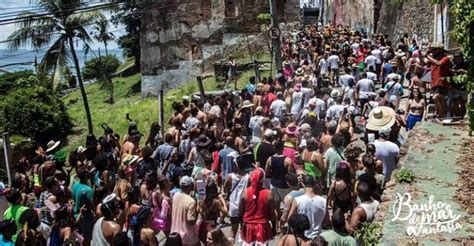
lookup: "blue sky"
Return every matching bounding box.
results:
[0,0,125,50]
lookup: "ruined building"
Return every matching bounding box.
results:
[140,0,300,96]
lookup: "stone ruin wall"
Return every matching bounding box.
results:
[141,0,301,97]
[377,0,434,43]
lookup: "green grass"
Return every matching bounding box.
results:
[62,67,275,151]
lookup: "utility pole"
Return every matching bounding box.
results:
[2,133,12,187]
[269,0,283,72]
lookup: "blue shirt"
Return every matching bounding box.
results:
[218,147,237,180]
[71,182,93,216]
[0,234,14,246]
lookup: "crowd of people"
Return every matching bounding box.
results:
[0,22,468,246]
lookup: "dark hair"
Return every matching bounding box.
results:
[43,176,57,190]
[141,146,153,159]
[76,166,89,181]
[157,175,170,190]
[362,154,375,169]
[335,161,351,184]
[19,208,40,229]
[331,133,345,148]
[6,188,21,204]
[132,206,152,246]
[165,232,183,246]
[114,232,131,246]
[101,199,117,218]
[331,208,346,230]
[366,143,376,155]
[288,214,310,237]
[164,133,173,143]
[273,140,285,152]
[357,181,371,200]
[0,219,16,240]
[145,172,158,190]
[205,179,219,200]
[93,153,109,171]
[286,173,299,188]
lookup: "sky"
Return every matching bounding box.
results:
[0,0,125,50]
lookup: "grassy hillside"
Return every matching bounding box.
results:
[62,69,268,151]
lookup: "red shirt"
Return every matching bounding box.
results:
[263,92,277,115]
[431,56,452,88]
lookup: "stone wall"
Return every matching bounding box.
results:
[323,0,374,34]
[377,0,434,43]
[140,0,300,96]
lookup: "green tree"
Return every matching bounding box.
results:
[7,0,107,135]
[82,55,120,103]
[450,0,474,134]
[112,1,141,73]
[0,86,73,145]
[92,20,115,55]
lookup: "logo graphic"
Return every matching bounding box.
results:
[391,193,462,236]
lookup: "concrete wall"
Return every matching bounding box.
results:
[377,0,434,43]
[140,0,301,96]
[323,0,374,34]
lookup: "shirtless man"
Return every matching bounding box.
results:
[92,194,122,246]
[122,130,142,156]
[319,120,337,154]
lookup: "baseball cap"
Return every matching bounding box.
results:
[179,176,194,187]
[379,125,391,137]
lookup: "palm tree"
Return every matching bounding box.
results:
[92,20,115,55]
[7,0,108,135]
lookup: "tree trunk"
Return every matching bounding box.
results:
[104,41,108,56]
[69,36,94,135]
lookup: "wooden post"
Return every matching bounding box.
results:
[197,76,206,103]
[158,88,165,136]
[2,132,12,187]
[269,0,283,71]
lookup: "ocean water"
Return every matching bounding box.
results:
[0,49,123,72]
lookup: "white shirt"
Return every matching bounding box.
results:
[308,97,326,116]
[351,43,360,54]
[373,139,400,181]
[371,49,382,64]
[319,58,328,74]
[270,99,286,118]
[291,91,304,114]
[339,74,355,88]
[248,115,264,143]
[295,194,327,239]
[356,78,375,99]
[365,55,377,69]
[327,55,340,70]
[326,104,345,121]
[228,173,249,217]
[208,105,222,117]
[367,71,378,82]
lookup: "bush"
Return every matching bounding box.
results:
[82,55,121,82]
[395,168,416,183]
[0,70,42,95]
[0,86,73,145]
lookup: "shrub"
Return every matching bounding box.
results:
[0,86,73,145]
[82,55,121,82]
[0,70,42,95]
[354,222,383,245]
[395,168,416,183]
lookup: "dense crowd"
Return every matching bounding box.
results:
[0,22,468,246]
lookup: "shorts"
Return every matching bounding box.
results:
[433,86,448,96]
[448,87,468,100]
[270,185,290,209]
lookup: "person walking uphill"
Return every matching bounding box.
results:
[239,168,277,246]
[170,176,199,246]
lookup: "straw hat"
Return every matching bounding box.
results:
[366,106,396,131]
[395,49,405,57]
[46,140,61,153]
[241,100,254,109]
[295,68,304,76]
[330,89,340,98]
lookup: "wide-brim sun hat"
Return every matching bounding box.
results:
[366,106,396,131]
[286,122,300,135]
[330,89,340,98]
[241,100,254,109]
[46,140,61,153]
[395,49,405,57]
[196,134,212,147]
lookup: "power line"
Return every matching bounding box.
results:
[0,1,124,26]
